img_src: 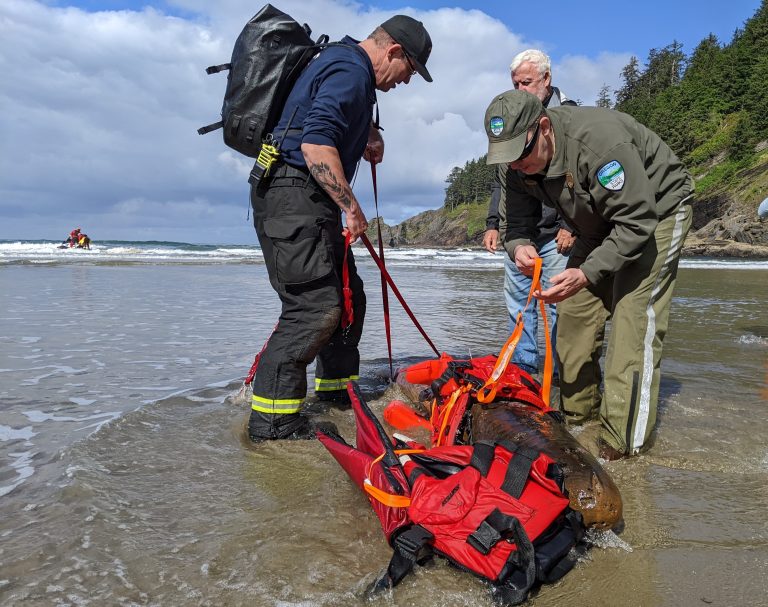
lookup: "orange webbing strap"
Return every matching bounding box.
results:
[477,257,552,405]
[362,448,424,508]
[538,297,552,406]
[434,387,468,447]
[363,481,412,508]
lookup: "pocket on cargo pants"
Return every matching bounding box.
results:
[263,215,333,286]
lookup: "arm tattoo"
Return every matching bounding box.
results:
[308,161,354,211]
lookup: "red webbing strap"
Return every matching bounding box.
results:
[477,257,553,405]
[360,234,440,357]
[244,322,278,385]
[341,231,354,330]
[371,162,394,380]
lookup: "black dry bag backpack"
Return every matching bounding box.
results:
[198,4,328,158]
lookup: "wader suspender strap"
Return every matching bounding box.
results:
[371,161,394,380]
[360,234,441,357]
[476,257,554,406]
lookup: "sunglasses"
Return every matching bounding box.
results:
[517,119,541,161]
[402,50,417,76]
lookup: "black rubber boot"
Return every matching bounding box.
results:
[248,410,337,443]
[313,389,352,409]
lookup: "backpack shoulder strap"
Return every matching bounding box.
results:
[197,120,224,135]
[205,63,231,74]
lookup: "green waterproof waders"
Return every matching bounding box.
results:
[556,202,692,455]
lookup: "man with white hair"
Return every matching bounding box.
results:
[483,49,576,378]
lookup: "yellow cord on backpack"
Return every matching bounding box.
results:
[256,142,280,177]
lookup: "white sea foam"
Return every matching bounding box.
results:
[586,528,634,552]
[0,425,37,441]
[22,410,119,425]
[4,240,765,269]
[74,413,121,432]
[737,334,768,345]
[69,397,97,406]
[0,450,36,497]
[679,258,768,270]
[21,365,89,386]
[0,240,264,264]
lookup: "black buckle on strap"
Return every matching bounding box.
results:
[467,519,502,555]
[393,525,433,560]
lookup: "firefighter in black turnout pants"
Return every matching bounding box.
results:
[248,16,433,441]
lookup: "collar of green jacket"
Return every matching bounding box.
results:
[544,109,569,179]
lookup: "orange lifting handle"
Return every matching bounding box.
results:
[477,257,553,406]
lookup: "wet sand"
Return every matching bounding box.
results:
[1,260,767,605]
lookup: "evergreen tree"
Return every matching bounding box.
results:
[444,166,462,210]
[729,111,754,160]
[442,155,495,209]
[745,54,768,142]
[596,84,613,108]
[615,56,641,106]
[446,2,768,210]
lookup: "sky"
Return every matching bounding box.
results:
[1,0,761,244]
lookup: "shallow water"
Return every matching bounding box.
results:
[1,248,767,606]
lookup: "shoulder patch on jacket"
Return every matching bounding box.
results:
[596,160,625,191]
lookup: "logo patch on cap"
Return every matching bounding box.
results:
[489,116,504,137]
[596,160,625,191]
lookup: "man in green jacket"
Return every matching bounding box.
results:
[485,90,693,459]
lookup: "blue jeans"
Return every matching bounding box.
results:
[504,238,567,373]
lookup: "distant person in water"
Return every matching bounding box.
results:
[63,228,90,249]
[68,228,81,248]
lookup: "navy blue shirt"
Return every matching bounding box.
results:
[273,36,377,182]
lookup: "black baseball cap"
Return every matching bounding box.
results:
[381,15,433,82]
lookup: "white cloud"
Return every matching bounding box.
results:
[555,52,632,105]
[1,0,632,243]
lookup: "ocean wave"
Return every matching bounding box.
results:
[2,240,767,269]
[0,240,264,265]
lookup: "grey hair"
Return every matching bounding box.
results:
[368,26,396,47]
[510,49,551,77]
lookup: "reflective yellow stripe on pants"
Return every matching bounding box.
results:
[314,376,360,392]
[251,395,302,414]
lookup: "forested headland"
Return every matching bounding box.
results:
[380,1,768,255]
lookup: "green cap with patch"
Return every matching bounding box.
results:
[484,90,544,164]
